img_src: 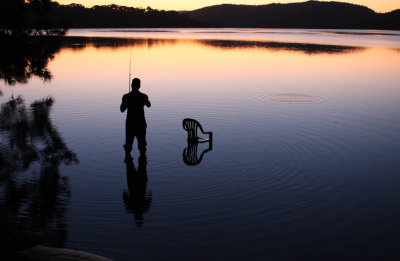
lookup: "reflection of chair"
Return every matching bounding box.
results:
[182,118,213,143]
[182,118,213,166]
[183,142,212,166]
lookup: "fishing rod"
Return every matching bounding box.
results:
[128,47,132,92]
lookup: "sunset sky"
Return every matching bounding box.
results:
[55,0,399,13]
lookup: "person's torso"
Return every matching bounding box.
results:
[125,91,148,126]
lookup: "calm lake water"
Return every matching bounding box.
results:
[1,29,400,260]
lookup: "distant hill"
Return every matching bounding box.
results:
[184,1,400,29]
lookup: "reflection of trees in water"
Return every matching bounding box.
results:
[0,36,62,86]
[0,96,78,256]
[198,39,365,54]
[0,34,367,89]
[59,36,365,55]
[61,36,178,50]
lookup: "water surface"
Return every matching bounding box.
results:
[1,29,400,260]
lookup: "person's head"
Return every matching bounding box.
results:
[131,78,141,91]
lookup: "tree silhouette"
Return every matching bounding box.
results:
[0,0,67,36]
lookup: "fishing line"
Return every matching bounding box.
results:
[129,46,132,92]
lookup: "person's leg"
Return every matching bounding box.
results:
[137,128,147,154]
[124,122,134,154]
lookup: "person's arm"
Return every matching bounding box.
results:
[145,95,151,108]
[120,95,127,112]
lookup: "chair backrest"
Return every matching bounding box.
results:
[182,118,201,142]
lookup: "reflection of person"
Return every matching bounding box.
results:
[123,153,152,227]
[120,78,151,156]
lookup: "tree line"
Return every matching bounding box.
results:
[1,1,399,34]
[0,0,66,36]
[48,3,208,28]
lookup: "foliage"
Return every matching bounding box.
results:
[0,0,67,36]
[47,3,209,28]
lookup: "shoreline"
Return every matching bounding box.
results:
[18,246,112,261]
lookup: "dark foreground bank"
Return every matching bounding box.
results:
[17,246,112,261]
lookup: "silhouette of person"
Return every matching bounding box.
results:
[120,78,151,157]
[123,153,152,227]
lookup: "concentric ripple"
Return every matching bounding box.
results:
[258,93,321,103]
